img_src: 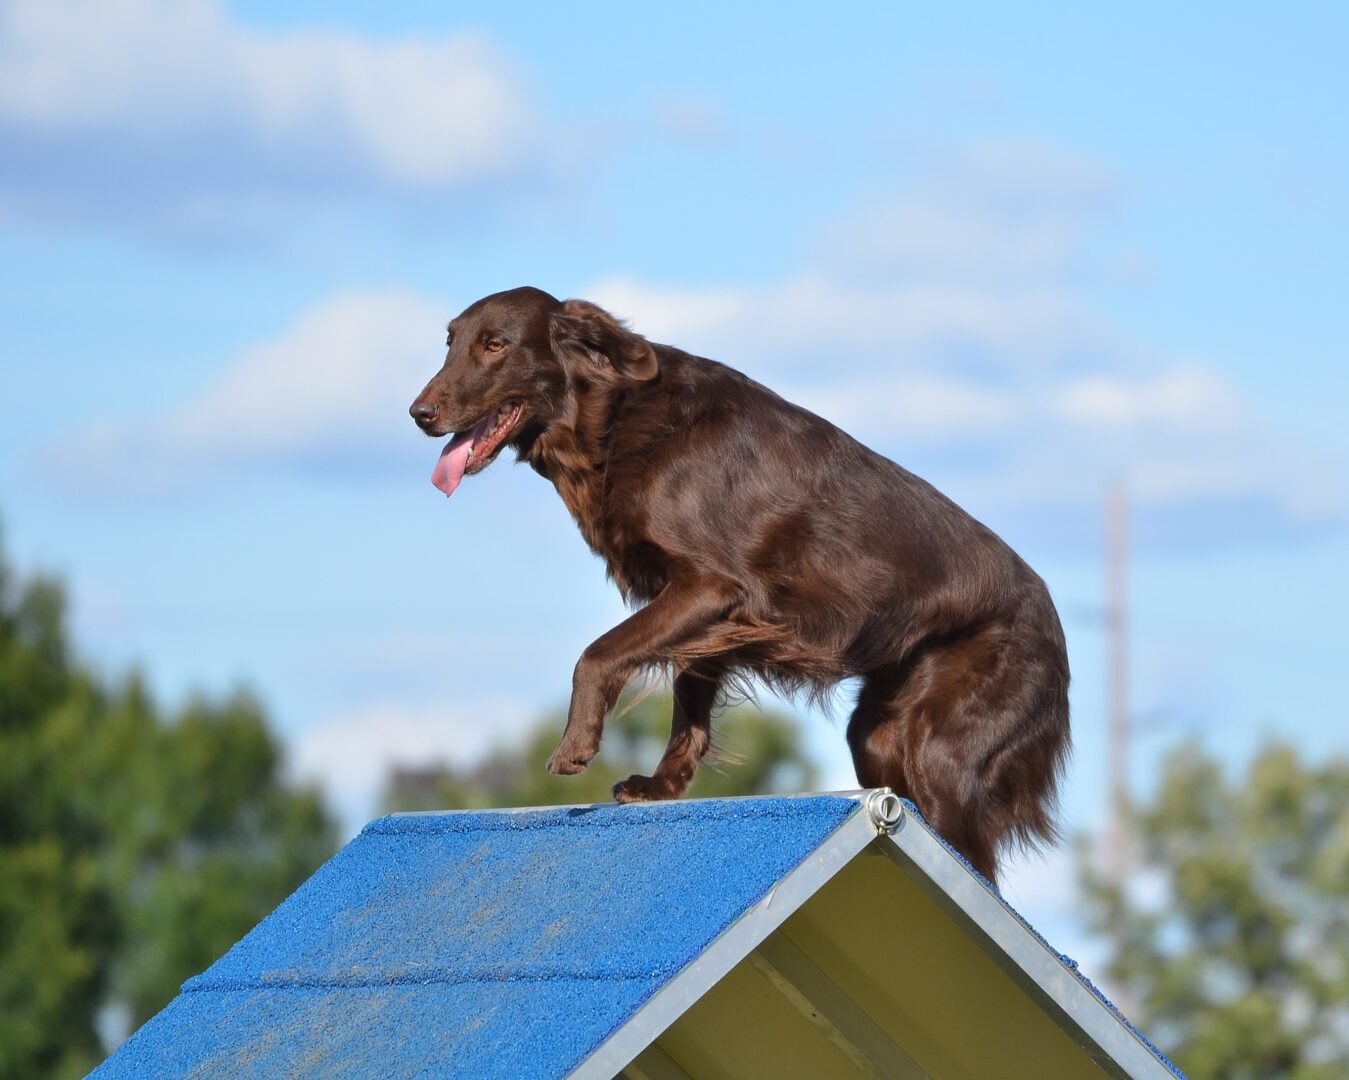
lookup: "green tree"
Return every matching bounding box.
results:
[383,690,819,812]
[0,525,335,1078]
[1079,741,1349,1080]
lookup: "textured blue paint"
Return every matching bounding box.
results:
[91,796,858,1079]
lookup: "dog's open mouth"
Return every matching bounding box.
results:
[431,401,526,497]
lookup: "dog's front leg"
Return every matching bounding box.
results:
[612,660,723,802]
[546,574,739,776]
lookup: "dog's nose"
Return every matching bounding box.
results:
[410,401,438,425]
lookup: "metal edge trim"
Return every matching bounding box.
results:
[876,823,1177,1080]
[567,793,882,1080]
[387,789,876,819]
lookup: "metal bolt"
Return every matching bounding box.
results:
[865,789,904,834]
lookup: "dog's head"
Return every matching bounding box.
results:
[409,287,657,496]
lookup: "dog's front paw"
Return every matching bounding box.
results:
[613,774,678,803]
[546,739,597,776]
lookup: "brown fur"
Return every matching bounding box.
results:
[410,286,1071,882]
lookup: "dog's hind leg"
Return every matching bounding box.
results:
[846,629,1070,885]
[848,659,1003,881]
[847,666,915,799]
[613,661,723,803]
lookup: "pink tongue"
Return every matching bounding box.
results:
[430,415,493,497]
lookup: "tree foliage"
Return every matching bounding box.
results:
[382,689,819,812]
[1079,741,1349,1080]
[0,526,335,1078]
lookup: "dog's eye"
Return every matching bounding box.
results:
[485,340,505,353]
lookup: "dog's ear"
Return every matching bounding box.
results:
[548,300,658,382]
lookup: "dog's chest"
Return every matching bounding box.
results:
[549,468,606,549]
[549,468,662,600]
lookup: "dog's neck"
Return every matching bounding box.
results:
[524,384,631,563]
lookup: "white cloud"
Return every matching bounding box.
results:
[48,288,443,492]
[833,200,1082,280]
[821,138,1119,285]
[955,136,1121,210]
[42,132,1340,544]
[581,139,1337,539]
[0,0,534,236]
[590,274,1112,376]
[584,144,1125,372]
[288,699,533,834]
[1053,370,1246,434]
[169,289,440,453]
[588,273,1333,529]
[787,375,1023,442]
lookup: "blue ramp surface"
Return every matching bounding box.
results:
[93,796,858,1079]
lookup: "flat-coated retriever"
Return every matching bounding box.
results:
[410,286,1070,882]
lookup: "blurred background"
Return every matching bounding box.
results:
[2,2,1347,1076]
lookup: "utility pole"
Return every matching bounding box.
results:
[1105,478,1131,889]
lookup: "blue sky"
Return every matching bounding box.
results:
[2,1,1347,964]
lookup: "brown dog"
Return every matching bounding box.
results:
[410,286,1070,882]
